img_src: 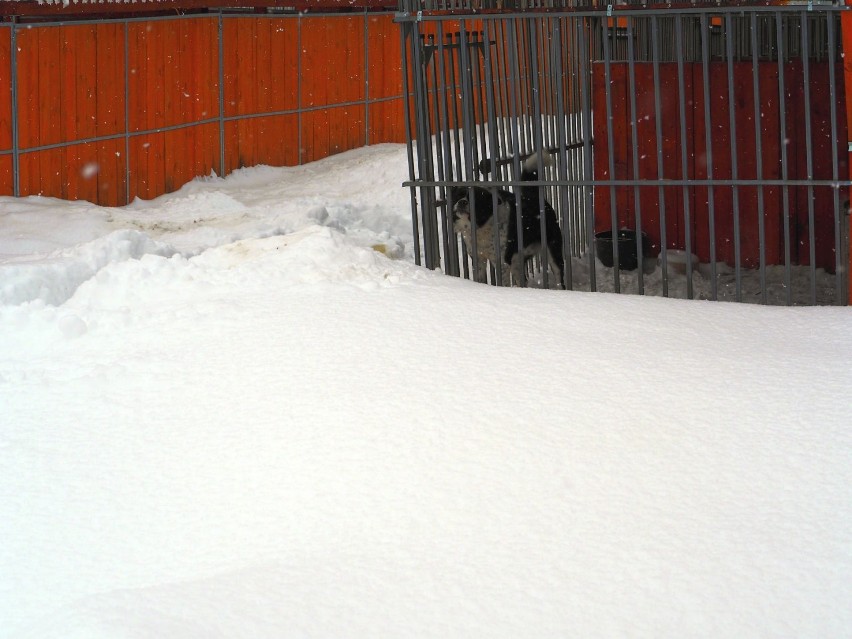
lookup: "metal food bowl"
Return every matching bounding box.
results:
[595,229,650,271]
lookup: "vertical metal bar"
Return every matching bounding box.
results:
[552,18,573,289]
[506,18,527,284]
[472,32,487,171]
[802,10,817,305]
[364,11,370,147]
[526,19,549,288]
[400,21,421,266]
[701,13,718,300]
[447,32,464,181]
[435,24,460,277]
[124,20,131,204]
[482,21,506,286]
[573,15,585,260]
[297,14,303,165]
[411,25,440,269]
[429,34,452,277]
[827,12,844,305]
[515,23,530,157]
[459,23,483,282]
[493,19,510,182]
[627,16,645,296]
[471,31,489,176]
[218,12,226,177]
[10,21,19,198]
[652,15,669,297]
[776,11,792,305]
[601,14,621,290]
[726,12,743,301]
[577,16,596,291]
[676,16,695,299]
[751,11,767,304]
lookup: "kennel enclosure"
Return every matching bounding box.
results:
[398,0,852,305]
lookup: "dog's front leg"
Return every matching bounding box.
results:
[509,253,528,287]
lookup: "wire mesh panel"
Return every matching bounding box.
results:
[399,2,851,305]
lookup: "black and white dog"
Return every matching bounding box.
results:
[450,152,565,288]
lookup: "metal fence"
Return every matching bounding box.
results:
[398,2,851,305]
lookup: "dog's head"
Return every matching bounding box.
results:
[450,186,507,229]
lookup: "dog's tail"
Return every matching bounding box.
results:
[521,150,555,181]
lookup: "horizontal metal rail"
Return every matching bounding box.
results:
[407,178,852,188]
[395,4,850,21]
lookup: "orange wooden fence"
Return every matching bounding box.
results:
[0,11,406,207]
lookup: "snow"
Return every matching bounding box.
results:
[1,144,851,638]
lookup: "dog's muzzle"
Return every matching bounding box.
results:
[452,198,470,223]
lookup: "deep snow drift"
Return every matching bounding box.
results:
[1,144,851,638]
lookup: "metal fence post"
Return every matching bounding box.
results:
[399,19,421,267]
[125,19,131,204]
[10,20,19,198]
[218,11,226,178]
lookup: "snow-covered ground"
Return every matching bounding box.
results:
[1,144,850,638]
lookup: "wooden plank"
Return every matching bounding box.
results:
[301,104,364,164]
[96,22,125,138]
[14,27,37,150]
[207,120,220,178]
[98,137,125,206]
[36,27,62,198]
[299,18,326,108]
[222,18,239,118]
[367,14,403,101]
[162,19,177,129]
[59,26,76,146]
[300,109,321,164]
[128,22,146,132]
[269,18,299,112]
[148,20,165,131]
[0,155,13,196]
[39,27,61,148]
[368,98,405,144]
[301,16,365,108]
[234,18,254,116]
[128,134,147,200]
[76,25,98,141]
[204,17,219,124]
[0,28,13,151]
[345,104,366,152]
[150,131,165,199]
[18,151,38,197]
[256,18,271,115]
[224,119,239,174]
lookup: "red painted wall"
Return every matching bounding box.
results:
[593,61,848,273]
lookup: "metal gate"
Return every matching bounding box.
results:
[398,0,851,305]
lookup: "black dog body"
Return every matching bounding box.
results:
[451,152,565,288]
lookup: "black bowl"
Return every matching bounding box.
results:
[595,229,650,271]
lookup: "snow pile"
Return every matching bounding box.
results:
[1,144,851,638]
